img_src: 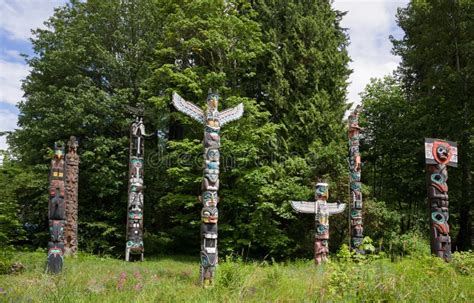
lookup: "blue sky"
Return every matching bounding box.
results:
[0,0,409,151]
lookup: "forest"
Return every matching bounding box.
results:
[0,0,473,301]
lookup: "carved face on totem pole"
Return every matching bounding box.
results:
[128,204,143,221]
[54,142,65,160]
[315,183,329,201]
[49,220,65,242]
[201,191,219,207]
[49,192,65,220]
[203,157,219,188]
[206,148,220,162]
[67,136,78,154]
[206,93,219,128]
[432,142,452,164]
[129,191,144,207]
[201,207,218,224]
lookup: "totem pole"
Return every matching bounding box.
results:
[46,142,66,273]
[291,183,346,264]
[424,138,458,261]
[64,136,79,256]
[348,106,364,251]
[125,115,147,262]
[172,91,243,286]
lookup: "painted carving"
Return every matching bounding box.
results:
[172,90,243,287]
[424,138,458,261]
[46,142,66,273]
[64,136,79,255]
[291,182,345,265]
[348,106,364,250]
[125,115,148,261]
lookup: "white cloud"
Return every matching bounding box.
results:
[0,59,30,104]
[4,49,23,60]
[0,108,18,151]
[333,0,409,106]
[0,0,64,41]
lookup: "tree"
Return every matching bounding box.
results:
[361,76,427,234]
[9,0,168,253]
[248,0,352,255]
[393,0,473,250]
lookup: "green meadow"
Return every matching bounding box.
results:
[1,251,473,302]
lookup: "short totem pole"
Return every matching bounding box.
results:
[348,106,364,250]
[125,115,148,261]
[424,138,458,261]
[172,91,243,286]
[46,142,66,273]
[291,183,345,264]
[64,136,79,256]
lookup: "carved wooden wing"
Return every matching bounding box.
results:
[327,203,346,215]
[172,92,204,124]
[219,103,244,126]
[290,201,316,214]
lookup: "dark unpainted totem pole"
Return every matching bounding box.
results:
[125,115,147,261]
[47,142,66,273]
[425,138,458,261]
[172,91,243,287]
[291,183,346,264]
[348,106,364,251]
[64,136,79,256]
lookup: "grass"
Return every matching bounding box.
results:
[0,251,473,302]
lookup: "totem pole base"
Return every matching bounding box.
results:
[200,268,214,288]
[125,249,144,262]
[46,258,63,274]
[46,249,64,274]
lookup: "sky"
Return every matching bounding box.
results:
[0,0,409,151]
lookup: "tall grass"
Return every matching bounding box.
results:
[0,251,473,302]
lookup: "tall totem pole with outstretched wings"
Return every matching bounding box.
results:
[291,183,346,264]
[172,91,243,287]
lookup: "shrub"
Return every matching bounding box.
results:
[451,251,474,275]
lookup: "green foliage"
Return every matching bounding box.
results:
[452,251,474,276]
[0,152,44,247]
[360,76,427,235]
[0,249,14,275]
[388,230,431,258]
[364,198,402,244]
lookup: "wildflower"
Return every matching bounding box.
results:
[117,272,127,290]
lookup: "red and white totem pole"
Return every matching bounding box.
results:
[424,138,458,261]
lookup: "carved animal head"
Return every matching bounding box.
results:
[315,183,329,200]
